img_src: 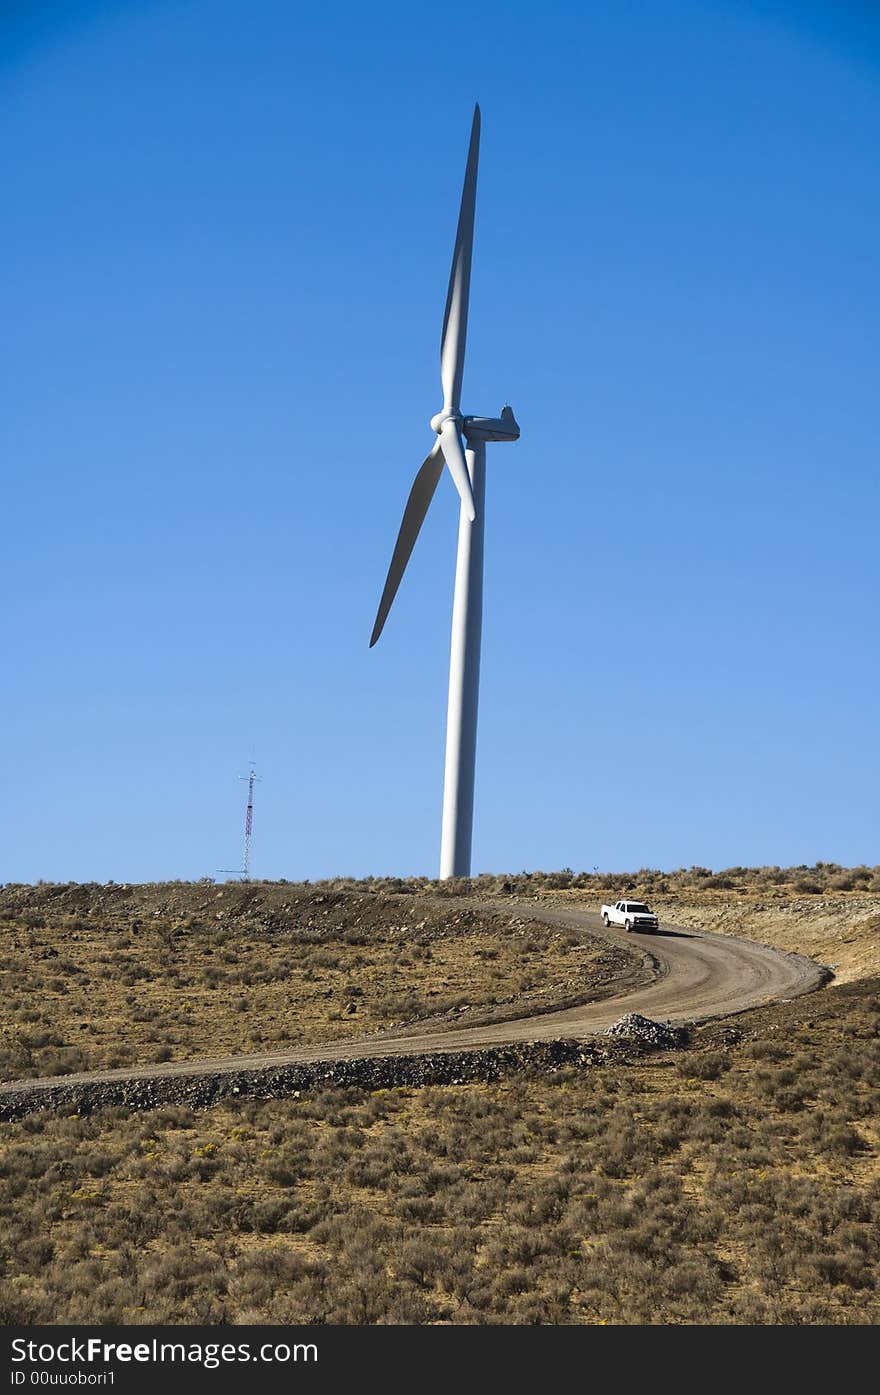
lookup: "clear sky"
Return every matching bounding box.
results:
[2,0,878,883]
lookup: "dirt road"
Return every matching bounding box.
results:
[0,900,828,1099]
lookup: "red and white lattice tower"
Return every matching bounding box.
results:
[240,765,260,881]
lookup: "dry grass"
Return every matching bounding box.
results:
[0,882,620,1081]
[3,869,878,1325]
[3,866,879,1080]
[1,975,878,1325]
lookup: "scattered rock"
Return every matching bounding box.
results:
[713,1025,743,1045]
[0,1037,633,1122]
[604,1013,690,1048]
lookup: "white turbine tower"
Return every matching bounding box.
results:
[370,104,519,879]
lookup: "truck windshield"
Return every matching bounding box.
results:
[626,904,650,913]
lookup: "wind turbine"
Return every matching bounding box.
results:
[370,104,520,879]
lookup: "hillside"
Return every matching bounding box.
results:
[0,880,634,1081]
[1,867,878,1325]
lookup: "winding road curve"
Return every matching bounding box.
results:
[0,900,829,1103]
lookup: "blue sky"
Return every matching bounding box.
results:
[2,0,878,882]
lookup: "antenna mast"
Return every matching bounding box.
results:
[241,764,260,881]
[218,763,261,881]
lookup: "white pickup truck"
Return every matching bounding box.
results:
[601,899,660,933]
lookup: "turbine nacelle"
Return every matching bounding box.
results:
[463,405,520,443]
[429,405,519,444]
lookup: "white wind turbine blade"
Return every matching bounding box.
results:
[440,103,480,418]
[438,418,476,523]
[370,441,445,647]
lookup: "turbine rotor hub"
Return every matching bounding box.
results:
[430,410,461,435]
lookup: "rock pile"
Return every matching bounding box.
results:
[604,1013,690,1048]
[0,1022,694,1123]
[0,1038,619,1122]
